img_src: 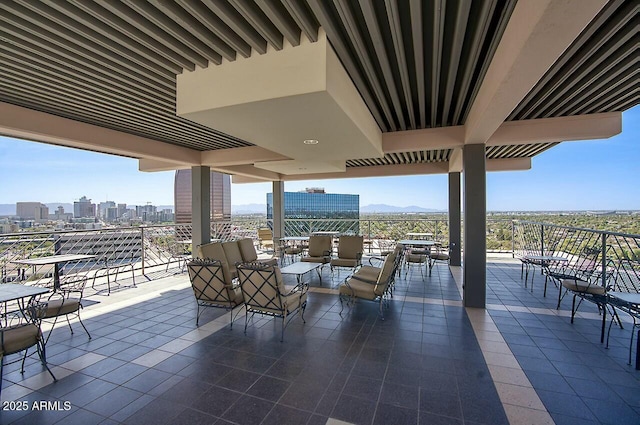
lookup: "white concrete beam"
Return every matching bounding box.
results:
[487,112,621,146]
[464,0,608,144]
[139,159,191,172]
[212,165,281,181]
[486,157,531,172]
[382,126,464,153]
[281,162,450,181]
[0,102,200,165]
[201,146,290,166]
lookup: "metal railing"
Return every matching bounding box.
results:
[513,220,640,292]
[11,218,634,288]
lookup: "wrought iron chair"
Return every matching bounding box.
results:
[187,258,243,327]
[40,274,91,345]
[237,262,308,342]
[339,249,399,320]
[300,235,332,269]
[330,235,364,277]
[1,302,56,395]
[428,243,450,275]
[405,249,428,280]
[606,259,640,366]
[258,228,275,251]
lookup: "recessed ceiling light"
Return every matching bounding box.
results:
[303,139,319,145]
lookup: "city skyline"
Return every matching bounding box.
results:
[0,105,638,211]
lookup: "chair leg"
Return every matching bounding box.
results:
[76,312,91,340]
[280,317,285,342]
[300,303,306,323]
[339,294,345,316]
[571,294,577,324]
[36,340,56,382]
[244,307,249,335]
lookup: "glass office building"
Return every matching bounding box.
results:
[267,188,359,219]
[174,170,231,224]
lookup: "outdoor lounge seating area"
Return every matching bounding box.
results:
[1,250,639,425]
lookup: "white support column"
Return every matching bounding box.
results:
[448,172,462,266]
[463,145,486,308]
[192,166,211,249]
[272,181,285,244]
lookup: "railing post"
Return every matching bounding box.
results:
[140,226,146,276]
[601,232,607,288]
[541,225,545,256]
[511,221,515,258]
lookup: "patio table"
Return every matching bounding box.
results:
[12,254,96,290]
[280,261,322,285]
[0,283,49,324]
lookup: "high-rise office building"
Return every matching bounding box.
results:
[16,202,49,221]
[74,196,96,218]
[266,188,359,219]
[174,170,231,223]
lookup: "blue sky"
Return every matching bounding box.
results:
[0,105,637,211]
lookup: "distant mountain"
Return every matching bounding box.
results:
[0,204,15,216]
[232,203,266,214]
[361,204,444,213]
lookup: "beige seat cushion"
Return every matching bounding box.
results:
[339,279,384,300]
[331,258,359,268]
[238,238,258,262]
[337,236,363,260]
[43,298,81,317]
[561,279,606,295]
[0,324,40,355]
[222,241,244,277]
[258,258,278,267]
[307,236,332,257]
[301,256,329,264]
[197,242,234,283]
[352,266,381,281]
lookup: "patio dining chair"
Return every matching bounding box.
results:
[1,302,56,395]
[237,262,307,342]
[187,258,243,327]
[428,243,450,276]
[605,260,640,366]
[39,274,91,345]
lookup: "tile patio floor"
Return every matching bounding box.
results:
[0,255,638,425]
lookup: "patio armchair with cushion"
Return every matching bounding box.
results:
[1,302,56,395]
[330,235,364,276]
[351,244,404,295]
[339,249,399,319]
[258,228,275,251]
[237,262,307,342]
[197,238,277,282]
[300,235,332,269]
[187,258,243,327]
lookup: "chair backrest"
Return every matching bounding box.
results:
[187,259,233,304]
[308,235,332,257]
[237,263,287,313]
[197,242,233,284]
[237,238,258,262]
[374,250,399,295]
[338,236,364,259]
[258,228,273,241]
